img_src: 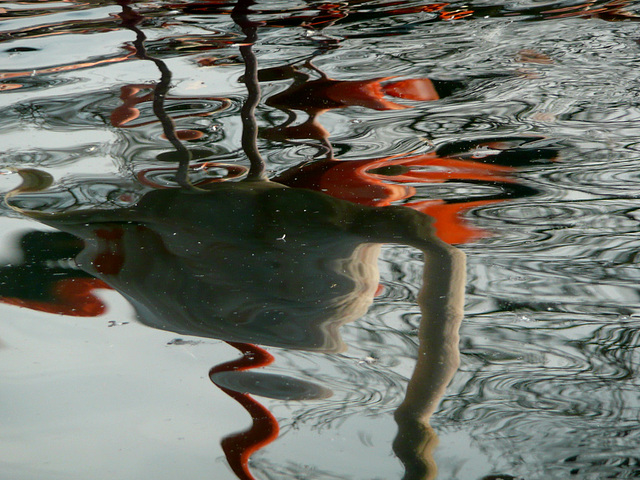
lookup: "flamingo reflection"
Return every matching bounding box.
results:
[110,82,232,142]
[262,62,556,244]
[7,154,466,480]
[0,1,531,479]
[4,5,465,480]
[7,170,464,480]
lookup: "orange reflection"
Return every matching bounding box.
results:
[262,62,451,163]
[210,343,279,480]
[542,0,639,20]
[275,149,527,245]
[0,83,23,91]
[0,278,110,316]
[0,53,134,81]
[110,83,230,140]
[266,64,549,245]
[266,68,440,117]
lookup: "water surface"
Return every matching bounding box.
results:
[1,1,640,479]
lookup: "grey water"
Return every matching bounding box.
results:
[1,1,640,479]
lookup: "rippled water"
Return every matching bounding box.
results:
[2,1,640,479]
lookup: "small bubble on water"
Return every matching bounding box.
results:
[350,119,363,124]
[358,356,377,365]
[515,313,534,322]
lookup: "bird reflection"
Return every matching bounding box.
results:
[260,60,556,245]
[7,170,464,480]
[13,177,446,350]
[3,1,465,479]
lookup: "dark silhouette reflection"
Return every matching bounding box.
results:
[0,231,110,316]
[257,57,557,246]
[4,2,464,479]
[7,174,464,480]
[11,175,456,350]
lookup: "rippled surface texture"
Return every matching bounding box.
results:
[2,1,640,479]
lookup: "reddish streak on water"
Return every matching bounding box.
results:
[209,342,280,480]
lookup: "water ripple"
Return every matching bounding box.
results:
[3,1,640,479]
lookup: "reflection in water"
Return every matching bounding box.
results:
[110,82,231,141]
[11,176,445,350]
[210,342,281,480]
[4,2,465,479]
[0,231,109,316]
[8,153,465,480]
[3,0,640,479]
[274,137,554,244]
[260,57,557,244]
[6,173,465,479]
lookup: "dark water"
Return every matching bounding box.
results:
[2,1,640,479]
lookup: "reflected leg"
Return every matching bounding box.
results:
[393,240,466,480]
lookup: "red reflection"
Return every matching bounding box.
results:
[167,1,473,27]
[0,278,110,317]
[275,152,518,244]
[542,0,639,20]
[262,64,448,162]
[209,342,279,480]
[93,227,126,275]
[267,64,544,245]
[110,83,230,141]
[267,71,440,118]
